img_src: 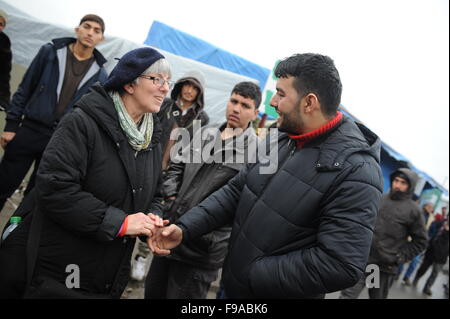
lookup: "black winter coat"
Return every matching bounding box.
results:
[426,228,449,264]
[31,84,163,297]
[176,116,384,298]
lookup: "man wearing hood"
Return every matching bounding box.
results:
[0,14,107,212]
[341,168,428,299]
[366,168,428,298]
[158,71,209,171]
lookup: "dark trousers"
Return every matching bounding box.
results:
[368,271,395,299]
[0,125,50,211]
[0,212,29,298]
[145,256,218,299]
[414,253,444,290]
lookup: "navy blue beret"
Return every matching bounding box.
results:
[103,47,165,91]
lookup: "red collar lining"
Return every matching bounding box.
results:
[288,112,343,148]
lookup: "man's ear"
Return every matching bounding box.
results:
[303,93,319,114]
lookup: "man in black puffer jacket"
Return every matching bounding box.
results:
[148,53,384,299]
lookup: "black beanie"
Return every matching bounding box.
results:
[103,47,165,91]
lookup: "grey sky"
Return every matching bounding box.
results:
[4,0,449,190]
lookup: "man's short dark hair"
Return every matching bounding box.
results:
[275,53,342,118]
[231,81,262,109]
[79,14,105,34]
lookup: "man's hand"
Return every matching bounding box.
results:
[147,212,169,228]
[124,212,168,237]
[0,132,16,149]
[147,224,183,256]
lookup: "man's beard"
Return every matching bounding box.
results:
[277,107,303,134]
[389,189,409,200]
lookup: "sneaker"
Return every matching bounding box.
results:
[423,287,432,296]
[130,256,147,281]
[402,277,411,286]
[412,278,419,287]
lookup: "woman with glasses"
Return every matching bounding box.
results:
[0,47,171,298]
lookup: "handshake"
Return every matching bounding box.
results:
[125,212,183,256]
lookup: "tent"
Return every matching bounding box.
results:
[145,21,271,91]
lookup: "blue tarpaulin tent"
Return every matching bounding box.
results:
[144,21,271,90]
[340,106,448,196]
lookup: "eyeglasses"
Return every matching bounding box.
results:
[139,75,174,89]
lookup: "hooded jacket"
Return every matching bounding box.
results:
[5,37,108,133]
[176,116,384,298]
[158,71,209,157]
[162,123,258,270]
[28,84,163,297]
[368,168,428,274]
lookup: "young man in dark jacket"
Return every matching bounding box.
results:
[0,14,108,212]
[148,53,384,299]
[145,81,260,299]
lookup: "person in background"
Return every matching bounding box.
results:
[145,81,260,299]
[340,168,428,299]
[0,9,12,111]
[0,14,108,212]
[412,219,449,296]
[0,47,171,298]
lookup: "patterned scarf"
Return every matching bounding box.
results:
[110,91,153,151]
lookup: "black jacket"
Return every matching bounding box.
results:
[30,84,163,297]
[176,116,384,298]
[5,37,107,132]
[163,123,258,270]
[368,168,428,274]
[0,32,12,109]
[425,226,449,264]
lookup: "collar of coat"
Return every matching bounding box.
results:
[288,111,343,149]
[51,37,107,67]
[278,115,381,172]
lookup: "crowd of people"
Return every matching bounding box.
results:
[0,11,448,299]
